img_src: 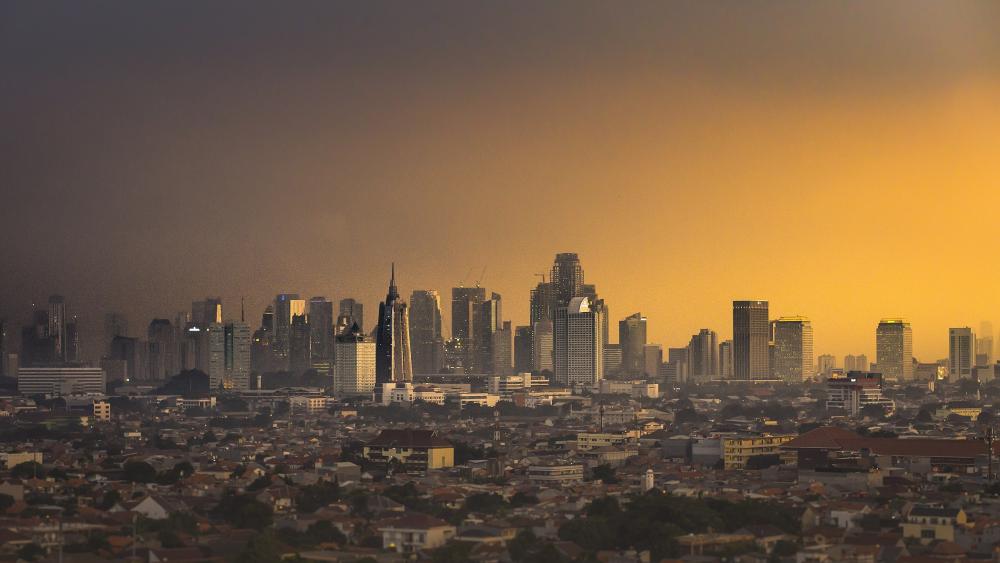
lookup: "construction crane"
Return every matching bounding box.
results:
[534,273,546,284]
[474,266,487,288]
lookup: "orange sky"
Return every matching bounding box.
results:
[2,2,999,361]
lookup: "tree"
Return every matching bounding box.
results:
[0,493,14,512]
[215,494,273,530]
[17,544,45,562]
[234,531,282,563]
[591,464,620,484]
[305,520,347,545]
[123,461,157,483]
[11,461,45,479]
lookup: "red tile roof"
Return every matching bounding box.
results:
[782,426,992,458]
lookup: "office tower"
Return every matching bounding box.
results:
[109,336,146,382]
[619,313,647,377]
[451,286,486,372]
[46,295,67,361]
[273,294,305,367]
[771,317,814,383]
[644,345,663,380]
[553,297,604,387]
[949,327,976,380]
[309,297,334,364]
[207,321,251,390]
[876,318,913,381]
[104,312,129,344]
[817,354,836,378]
[409,290,444,375]
[551,253,584,308]
[474,293,502,373]
[252,306,275,372]
[844,354,869,372]
[719,340,734,379]
[976,322,994,366]
[530,281,556,324]
[531,320,554,372]
[147,319,177,380]
[191,298,223,327]
[492,321,513,376]
[64,319,80,362]
[334,323,376,396]
[375,265,413,385]
[732,301,770,380]
[21,308,56,367]
[664,347,690,385]
[338,298,364,333]
[687,329,719,382]
[289,314,311,372]
[514,325,533,374]
[603,344,622,377]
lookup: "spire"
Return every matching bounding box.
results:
[387,262,399,301]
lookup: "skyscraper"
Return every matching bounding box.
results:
[0,319,6,377]
[47,295,67,361]
[208,321,251,390]
[334,323,376,396]
[876,318,913,381]
[844,354,869,372]
[451,286,485,372]
[644,344,663,381]
[375,265,412,386]
[530,281,556,325]
[531,319,554,373]
[409,290,444,375]
[817,354,836,378]
[64,318,80,363]
[147,319,177,380]
[719,340,733,378]
[949,327,975,380]
[771,316,814,383]
[104,312,129,356]
[553,297,604,387]
[273,294,305,368]
[474,293,502,374]
[732,300,770,380]
[688,329,719,382]
[289,314,311,372]
[309,297,334,365]
[493,321,513,376]
[551,253,584,309]
[976,321,993,366]
[514,325,533,374]
[252,306,275,373]
[619,313,647,377]
[338,298,364,334]
[191,298,222,327]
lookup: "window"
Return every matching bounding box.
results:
[921,530,935,539]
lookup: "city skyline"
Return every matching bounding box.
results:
[4,2,1000,361]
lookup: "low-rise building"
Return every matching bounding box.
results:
[722,434,796,470]
[526,461,584,486]
[378,513,456,553]
[902,506,967,544]
[363,429,454,472]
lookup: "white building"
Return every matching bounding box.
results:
[334,327,376,396]
[457,392,499,408]
[18,367,105,396]
[553,297,604,387]
[826,372,894,416]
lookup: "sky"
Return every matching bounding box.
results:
[2,1,1000,362]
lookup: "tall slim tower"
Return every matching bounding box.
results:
[733,300,770,380]
[309,297,334,364]
[47,295,67,361]
[273,294,305,367]
[551,253,584,309]
[338,298,364,334]
[688,329,720,382]
[553,297,604,387]
[876,318,913,381]
[334,323,376,396]
[452,286,486,372]
[375,265,412,385]
[619,313,647,377]
[474,293,502,374]
[409,290,444,375]
[771,317,813,383]
[949,327,975,380]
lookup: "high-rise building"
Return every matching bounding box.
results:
[474,293,502,373]
[451,286,485,372]
[0,319,6,377]
[64,318,80,363]
[530,281,556,325]
[104,312,129,355]
[492,321,513,376]
[375,265,413,387]
[409,290,444,375]
[207,321,251,390]
[334,323,376,396]
[876,318,913,381]
[817,354,836,378]
[733,301,770,380]
[771,317,814,383]
[719,340,734,379]
[147,319,177,380]
[844,354,869,372]
[289,314,311,372]
[514,325,533,374]
[949,327,976,380]
[108,336,147,382]
[603,344,622,377]
[191,298,223,327]
[309,297,334,365]
[551,253,584,309]
[273,294,305,367]
[688,329,719,382]
[338,298,364,334]
[18,366,105,396]
[976,322,994,366]
[531,320,554,373]
[664,347,690,385]
[553,297,604,387]
[644,344,663,381]
[619,313,647,377]
[47,295,67,361]
[252,306,275,373]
